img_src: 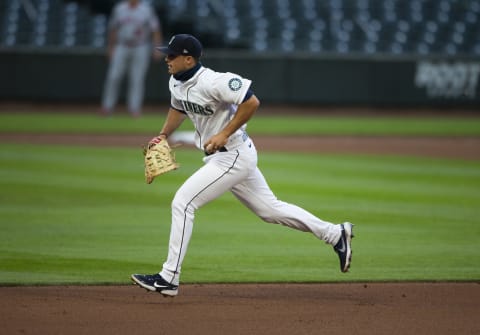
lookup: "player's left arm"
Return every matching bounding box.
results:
[204,94,260,152]
[106,25,118,60]
[149,7,162,60]
[152,29,163,60]
[152,30,162,46]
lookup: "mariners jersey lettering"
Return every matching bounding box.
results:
[181,100,214,116]
[170,67,252,150]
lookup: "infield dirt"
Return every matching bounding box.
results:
[2,283,479,335]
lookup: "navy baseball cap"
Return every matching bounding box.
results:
[157,34,203,58]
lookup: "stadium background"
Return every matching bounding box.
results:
[1,0,479,106]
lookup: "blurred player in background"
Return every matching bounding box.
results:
[100,0,162,118]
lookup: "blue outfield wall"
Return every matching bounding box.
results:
[1,47,479,107]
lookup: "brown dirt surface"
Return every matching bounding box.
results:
[1,133,479,159]
[1,104,479,334]
[1,103,479,159]
[1,283,479,335]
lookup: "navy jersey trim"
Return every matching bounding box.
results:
[170,106,187,114]
[242,88,254,103]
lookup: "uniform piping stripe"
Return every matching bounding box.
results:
[172,150,240,283]
[186,68,207,148]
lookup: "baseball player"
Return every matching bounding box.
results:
[100,0,162,117]
[131,34,354,297]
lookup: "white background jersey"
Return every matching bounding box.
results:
[170,67,252,150]
[109,1,159,46]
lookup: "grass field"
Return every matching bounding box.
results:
[1,111,479,285]
[1,112,480,136]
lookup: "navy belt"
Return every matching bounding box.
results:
[204,146,227,156]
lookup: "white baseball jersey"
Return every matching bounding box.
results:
[169,67,252,150]
[109,1,159,46]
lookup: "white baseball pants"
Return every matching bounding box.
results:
[160,140,342,285]
[101,44,151,114]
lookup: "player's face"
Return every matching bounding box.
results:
[165,55,195,75]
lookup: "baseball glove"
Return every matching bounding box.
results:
[143,137,178,184]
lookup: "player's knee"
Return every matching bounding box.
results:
[253,204,284,224]
[256,211,281,225]
[171,197,185,213]
[260,216,279,224]
[171,194,195,215]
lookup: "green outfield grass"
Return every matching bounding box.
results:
[1,143,479,285]
[1,112,480,136]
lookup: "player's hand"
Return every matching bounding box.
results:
[204,133,228,154]
[152,49,163,61]
[148,134,166,149]
[107,45,115,60]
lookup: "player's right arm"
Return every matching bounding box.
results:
[106,5,120,59]
[107,29,117,59]
[203,94,259,153]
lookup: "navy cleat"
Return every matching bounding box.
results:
[333,222,354,273]
[131,273,178,297]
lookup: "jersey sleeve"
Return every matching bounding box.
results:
[169,78,184,111]
[210,72,252,105]
[170,95,183,111]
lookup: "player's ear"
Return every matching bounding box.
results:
[185,55,196,65]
